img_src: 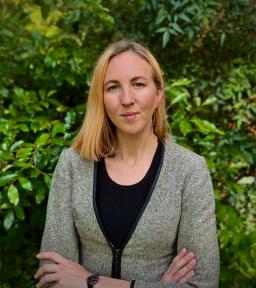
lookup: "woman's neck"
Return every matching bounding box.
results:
[114,130,158,166]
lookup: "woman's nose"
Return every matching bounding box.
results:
[120,87,135,106]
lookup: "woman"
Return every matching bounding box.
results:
[35,40,219,288]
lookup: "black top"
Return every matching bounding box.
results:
[96,140,163,249]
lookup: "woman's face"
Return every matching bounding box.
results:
[103,50,162,138]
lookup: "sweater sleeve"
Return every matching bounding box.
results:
[39,150,79,268]
[134,156,220,288]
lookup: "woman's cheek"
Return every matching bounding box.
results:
[104,95,119,117]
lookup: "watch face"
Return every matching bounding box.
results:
[87,274,99,287]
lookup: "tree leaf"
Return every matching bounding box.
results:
[171,92,188,105]
[163,31,170,47]
[179,119,192,135]
[0,174,18,187]
[172,23,184,34]
[52,122,65,137]
[4,209,15,230]
[44,174,52,188]
[0,151,15,161]
[18,177,33,191]
[10,140,25,152]
[41,3,50,20]
[65,111,76,129]
[202,97,217,106]
[220,32,226,47]
[35,186,47,204]
[155,8,167,25]
[191,118,224,135]
[15,205,25,220]
[8,184,19,206]
[238,176,255,185]
[18,124,30,132]
[36,133,50,146]
[16,147,34,158]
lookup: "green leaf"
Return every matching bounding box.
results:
[0,151,14,161]
[195,97,201,107]
[18,177,33,191]
[0,86,9,98]
[0,174,18,187]
[36,133,50,146]
[65,111,76,128]
[170,79,191,87]
[18,124,30,132]
[155,27,168,33]
[179,119,192,136]
[172,23,184,34]
[47,89,57,97]
[3,209,15,230]
[52,122,65,137]
[10,140,25,152]
[41,3,50,20]
[191,118,224,135]
[202,97,217,106]
[15,204,25,220]
[179,13,191,23]
[16,147,33,158]
[8,184,19,206]
[35,186,47,204]
[220,32,226,47]
[16,161,33,168]
[44,174,52,188]
[163,31,170,47]
[155,8,167,25]
[238,176,255,185]
[171,92,188,105]
[56,105,68,112]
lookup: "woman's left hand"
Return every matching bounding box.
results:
[34,252,90,288]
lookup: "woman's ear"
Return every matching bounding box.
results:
[155,88,163,108]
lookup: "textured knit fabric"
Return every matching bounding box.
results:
[40,140,220,288]
[96,139,163,249]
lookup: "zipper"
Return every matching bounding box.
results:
[92,142,165,279]
[93,163,124,279]
[111,247,122,278]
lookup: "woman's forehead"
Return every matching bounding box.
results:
[104,51,153,82]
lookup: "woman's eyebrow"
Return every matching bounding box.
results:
[104,80,119,87]
[131,76,148,82]
[104,76,148,87]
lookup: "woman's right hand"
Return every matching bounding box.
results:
[160,248,196,284]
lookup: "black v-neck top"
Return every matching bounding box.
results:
[96,140,163,249]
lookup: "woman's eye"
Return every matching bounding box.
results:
[134,82,145,88]
[106,85,119,92]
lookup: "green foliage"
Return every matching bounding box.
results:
[0,0,255,287]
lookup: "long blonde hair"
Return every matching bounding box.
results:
[72,39,170,160]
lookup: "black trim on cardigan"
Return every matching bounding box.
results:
[92,142,165,279]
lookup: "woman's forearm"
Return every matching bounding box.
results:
[95,276,131,288]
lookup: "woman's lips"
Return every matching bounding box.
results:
[121,112,139,120]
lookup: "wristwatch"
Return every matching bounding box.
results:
[87,273,99,288]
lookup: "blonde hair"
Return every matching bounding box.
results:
[72,39,170,160]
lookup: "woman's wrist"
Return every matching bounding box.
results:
[94,275,131,288]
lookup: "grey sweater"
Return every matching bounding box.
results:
[40,141,220,287]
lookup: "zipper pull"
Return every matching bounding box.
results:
[111,248,122,279]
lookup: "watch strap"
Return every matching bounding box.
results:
[87,273,99,288]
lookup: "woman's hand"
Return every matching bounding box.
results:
[34,252,90,288]
[161,248,196,284]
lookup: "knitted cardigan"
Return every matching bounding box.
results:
[40,141,220,287]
